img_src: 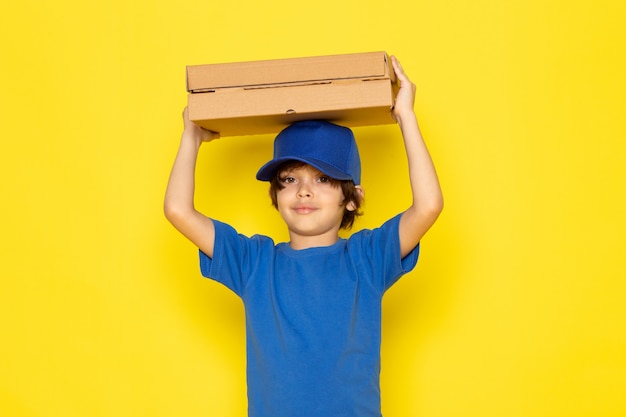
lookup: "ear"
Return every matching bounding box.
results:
[346,185,364,212]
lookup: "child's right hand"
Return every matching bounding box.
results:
[182,107,220,144]
[390,56,417,123]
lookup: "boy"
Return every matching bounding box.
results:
[164,56,443,417]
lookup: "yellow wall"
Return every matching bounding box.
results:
[1,0,625,416]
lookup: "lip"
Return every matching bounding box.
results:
[293,205,317,214]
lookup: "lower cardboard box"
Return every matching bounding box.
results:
[187,78,398,137]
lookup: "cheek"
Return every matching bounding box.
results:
[321,188,347,206]
[275,191,290,209]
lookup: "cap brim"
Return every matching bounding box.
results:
[256,157,352,182]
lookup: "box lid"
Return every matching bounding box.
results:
[187,51,393,93]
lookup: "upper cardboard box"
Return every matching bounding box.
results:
[186,51,398,137]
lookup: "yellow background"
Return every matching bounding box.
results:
[1,0,625,416]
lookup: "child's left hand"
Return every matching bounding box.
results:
[390,55,416,122]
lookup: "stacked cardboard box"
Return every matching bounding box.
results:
[186,51,398,137]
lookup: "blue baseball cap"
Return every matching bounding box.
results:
[256,120,361,185]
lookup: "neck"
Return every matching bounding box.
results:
[288,233,339,250]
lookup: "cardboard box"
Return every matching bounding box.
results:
[186,51,398,137]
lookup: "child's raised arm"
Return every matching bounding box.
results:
[390,56,444,258]
[164,108,220,257]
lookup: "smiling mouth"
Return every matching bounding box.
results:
[294,206,316,214]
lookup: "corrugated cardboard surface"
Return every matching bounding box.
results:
[187,51,398,137]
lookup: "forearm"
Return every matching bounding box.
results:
[164,109,218,256]
[396,110,443,256]
[396,110,443,214]
[164,132,202,221]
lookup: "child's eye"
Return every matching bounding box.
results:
[280,176,296,184]
[317,176,332,183]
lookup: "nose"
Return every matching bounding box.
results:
[297,181,313,198]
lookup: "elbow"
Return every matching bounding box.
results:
[419,194,444,224]
[425,200,444,225]
[163,203,177,224]
[163,200,187,226]
[432,194,444,217]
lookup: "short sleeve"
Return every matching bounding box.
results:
[199,220,274,297]
[348,213,420,291]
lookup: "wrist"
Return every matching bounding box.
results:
[181,129,204,150]
[394,108,417,127]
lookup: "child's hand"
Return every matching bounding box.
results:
[182,107,220,144]
[390,56,416,123]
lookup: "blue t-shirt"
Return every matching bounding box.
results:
[199,214,419,417]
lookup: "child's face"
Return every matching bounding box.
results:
[275,164,348,245]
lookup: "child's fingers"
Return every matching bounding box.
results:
[391,55,410,83]
[182,106,220,141]
[207,131,221,141]
[391,55,402,70]
[391,56,404,75]
[197,126,220,142]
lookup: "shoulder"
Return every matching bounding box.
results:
[211,219,277,256]
[213,219,273,241]
[342,214,405,262]
[347,214,403,244]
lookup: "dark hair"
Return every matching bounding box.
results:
[268,161,363,230]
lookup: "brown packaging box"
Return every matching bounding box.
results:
[186,51,398,137]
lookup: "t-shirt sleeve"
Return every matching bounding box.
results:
[349,213,420,292]
[199,220,271,297]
